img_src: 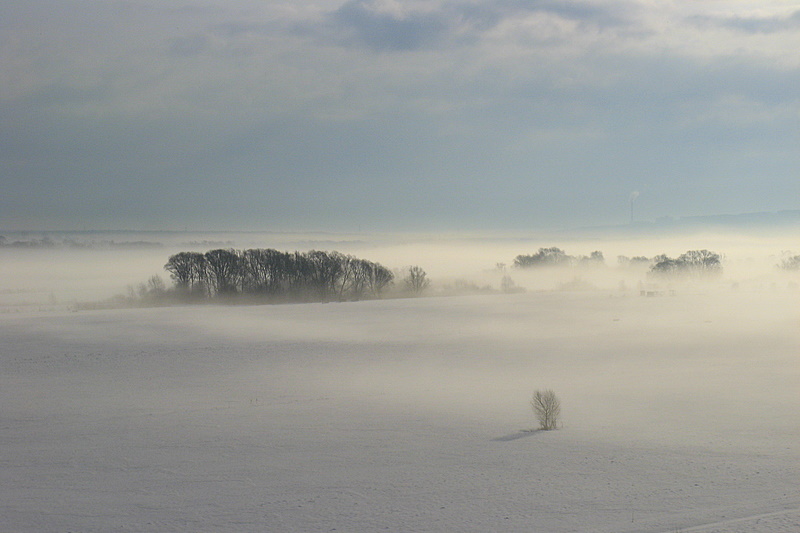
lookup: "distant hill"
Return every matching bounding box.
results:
[656,210,800,229]
[570,210,800,238]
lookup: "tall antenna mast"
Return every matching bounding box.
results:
[629,191,639,224]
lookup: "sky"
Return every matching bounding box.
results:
[1,0,799,232]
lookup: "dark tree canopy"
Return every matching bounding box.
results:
[163,248,394,302]
[649,250,722,278]
[204,249,241,295]
[514,247,570,268]
[165,251,206,292]
[513,248,604,269]
[779,254,800,271]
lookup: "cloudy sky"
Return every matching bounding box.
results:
[2,0,798,232]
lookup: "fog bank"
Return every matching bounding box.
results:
[1,229,797,312]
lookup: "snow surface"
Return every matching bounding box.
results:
[1,290,798,532]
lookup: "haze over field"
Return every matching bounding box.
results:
[1,229,799,531]
[1,263,798,531]
[1,227,798,308]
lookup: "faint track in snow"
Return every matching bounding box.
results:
[491,429,542,441]
[663,507,800,532]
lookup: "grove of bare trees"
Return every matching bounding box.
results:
[514,248,605,268]
[128,244,753,309]
[648,250,722,279]
[512,247,727,280]
[164,248,395,302]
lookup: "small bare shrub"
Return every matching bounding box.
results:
[531,389,561,430]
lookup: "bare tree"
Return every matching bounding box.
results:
[779,253,800,271]
[650,249,722,279]
[147,275,166,294]
[531,389,561,430]
[335,255,363,299]
[205,249,241,295]
[306,250,344,301]
[404,265,430,295]
[165,251,206,295]
[164,252,195,289]
[368,262,394,297]
[514,247,572,268]
[578,250,605,267]
[501,275,519,293]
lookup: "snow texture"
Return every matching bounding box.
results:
[1,291,798,532]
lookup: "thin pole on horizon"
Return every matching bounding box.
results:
[630,191,640,224]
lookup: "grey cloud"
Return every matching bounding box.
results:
[524,0,635,29]
[690,10,800,34]
[446,0,636,31]
[2,1,798,232]
[330,0,450,51]
[209,21,273,38]
[168,35,211,57]
[315,0,635,52]
[166,21,280,59]
[20,83,112,108]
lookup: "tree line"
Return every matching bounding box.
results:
[115,244,793,309]
[163,248,398,302]
[648,250,722,278]
[513,247,724,279]
[513,248,605,268]
[0,235,162,249]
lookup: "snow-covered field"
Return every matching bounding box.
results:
[1,287,797,532]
